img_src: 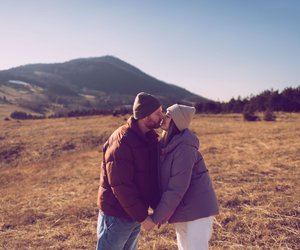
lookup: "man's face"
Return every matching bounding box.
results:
[143,106,164,129]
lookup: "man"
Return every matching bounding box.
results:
[96,92,164,250]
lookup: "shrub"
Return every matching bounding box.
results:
[263,110,276,121]
[10,111,45,120]
[243,111,259,121]
[243,104,259,121]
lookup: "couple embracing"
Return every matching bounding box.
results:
[96,92,219,250]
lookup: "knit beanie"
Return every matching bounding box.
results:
[167,104,196,131]
[133,92,161,119]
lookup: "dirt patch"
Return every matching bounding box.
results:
[1,209,46,231]
[0,144,24,166]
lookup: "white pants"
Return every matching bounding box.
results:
[174,216,214,250]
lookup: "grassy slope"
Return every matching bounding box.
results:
[0,113,299,249]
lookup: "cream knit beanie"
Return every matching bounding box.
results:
[167,104,196,131]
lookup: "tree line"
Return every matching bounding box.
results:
[9,109,113,120]
[195,86,300,114]
[7,86,300,121]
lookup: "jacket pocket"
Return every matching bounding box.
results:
[99,187,117,207]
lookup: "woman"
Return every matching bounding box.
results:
[150,104,219,250]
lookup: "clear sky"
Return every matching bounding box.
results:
[1,0,299,101]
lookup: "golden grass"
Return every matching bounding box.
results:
[0,113,299,249]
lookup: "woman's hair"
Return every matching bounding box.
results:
[161,119,181,146]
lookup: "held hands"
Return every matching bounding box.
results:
[142,216,156,231]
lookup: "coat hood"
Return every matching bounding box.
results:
[161,129,199,155]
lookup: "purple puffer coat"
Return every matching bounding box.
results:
[152,129,219,224]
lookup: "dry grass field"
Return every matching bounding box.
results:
[0,113,299,250]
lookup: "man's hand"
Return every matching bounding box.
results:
[142,216,156,231]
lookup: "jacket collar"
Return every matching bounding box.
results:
[161,129,199,155]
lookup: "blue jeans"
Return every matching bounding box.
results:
[96,211,141,250]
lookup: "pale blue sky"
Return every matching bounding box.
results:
[1,0,299,101]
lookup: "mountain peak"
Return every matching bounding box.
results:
[0,56,209,114]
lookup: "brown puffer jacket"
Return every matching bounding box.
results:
[97,117,160,222]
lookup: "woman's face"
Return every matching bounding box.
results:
[160,112,172,131]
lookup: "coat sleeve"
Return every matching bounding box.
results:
[152,144,197,224]
[106,141,148,222]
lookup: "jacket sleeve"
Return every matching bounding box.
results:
[106,141,148,222]
[152,144,197,224]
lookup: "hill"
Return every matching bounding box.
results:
[0,56,208,117]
